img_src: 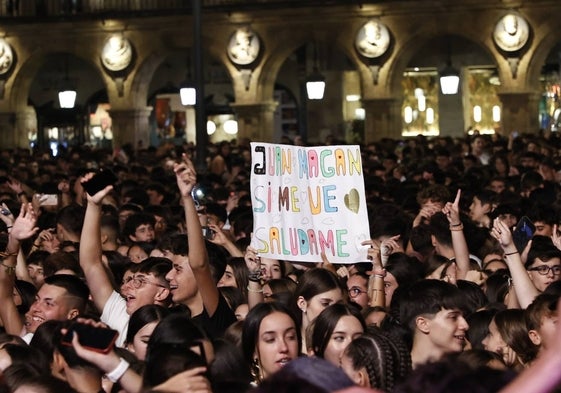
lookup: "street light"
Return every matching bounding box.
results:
[58,56,76,108]
[306,68,325,100]
[439,61,460,95]
[306,41,325,100]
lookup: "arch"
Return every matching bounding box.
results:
[524,20,561,92]
[127,49,172,109]
[9,49,106,111]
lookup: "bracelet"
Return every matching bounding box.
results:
[0,251,17,258]
[248,270,262,282]
[32,243,40,248]
[450,222,462,227]
[504,251,519,256]
[0,262,15,275]
[105,357,130,383]
[450,223,464,231]
[247,285,263,293]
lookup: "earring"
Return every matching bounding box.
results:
[251,358,262,385]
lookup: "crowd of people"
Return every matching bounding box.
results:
[0,130,560,392]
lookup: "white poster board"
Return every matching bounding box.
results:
[250,142,371,264]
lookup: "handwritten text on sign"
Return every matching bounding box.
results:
[250,143,370,264]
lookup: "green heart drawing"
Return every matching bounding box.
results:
[344,188,360,214]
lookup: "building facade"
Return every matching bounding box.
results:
[0,0,559,150]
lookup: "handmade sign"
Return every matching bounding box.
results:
[250,142,371,264]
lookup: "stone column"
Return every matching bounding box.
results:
[14,106,37,148]
[109,107,153,150]
[362,97,402,143]
[230,101,278,142]
[497,92,540,134]
[0,112,16,148]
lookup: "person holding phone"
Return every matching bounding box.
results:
[79,173,171,347]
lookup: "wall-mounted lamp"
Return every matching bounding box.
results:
[58,56,76,108]
[439,60,460,95]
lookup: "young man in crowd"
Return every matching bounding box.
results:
[79,177,171,346]
[399,279,469,369]
[164,155,236,339]
[0,203,89,343]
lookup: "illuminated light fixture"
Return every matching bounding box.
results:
[180,54,196,106]
[223,119,238,135]
[439,61,460,95]
[355,108,365,120]
[493,105,501,122]
[473,105,482,123]
[418,95,426,112]
[59,89,76,109]
[404,106,413,124]
[180,83,196,106]
[306,68,325,100]
[206,120,216,135]
[414,88,424,98]
[426,108,434,124]
[346,94,361,102]
[306,41,325,100]
[58,56,76,108]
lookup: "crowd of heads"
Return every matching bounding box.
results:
[0,131,558,391]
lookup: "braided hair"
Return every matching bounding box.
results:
[343,327,411,391]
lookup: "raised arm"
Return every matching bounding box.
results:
[491,218,539,308]
[0,203,38,335]
[442,189,470,280]
[363,240,386,308]
[174,155,219,316]
[79,174,115,312]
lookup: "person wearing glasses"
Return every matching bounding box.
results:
[524,237,561,293]
[346,272,369,310]
[491,220,560,308]
[78,173,172,347]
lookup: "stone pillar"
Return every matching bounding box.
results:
[109,107,153,150]
[0,112,16,148]
[439,91,465,137]
[15,106,37,148]
[362,97,402,143]
[497,92,540,134]
[230,101,278,142]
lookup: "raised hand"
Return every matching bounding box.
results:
[81,173,113,204]
[491,217,514,249]
[174,154,197,198]
[10,203,38,241]
[442,189,461,225]
[244,246,260,272]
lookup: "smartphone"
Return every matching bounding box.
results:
[82,169,117,196]
[61,322,119,354]
[512,216,535,253]
[37,194,58,206]
[201,226,214,240]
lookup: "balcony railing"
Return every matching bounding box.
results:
[0,0,370,19]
